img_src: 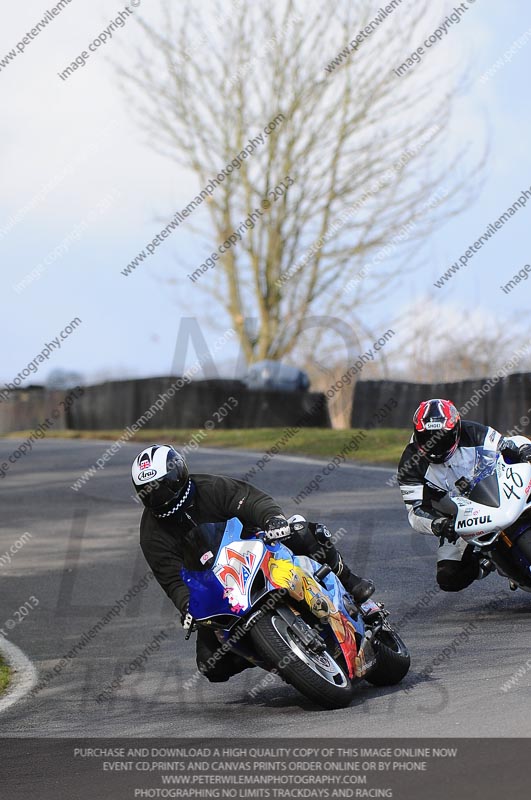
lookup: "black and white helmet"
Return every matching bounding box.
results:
[131,445,192,518]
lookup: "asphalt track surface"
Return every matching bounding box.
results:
[0,439,530,738]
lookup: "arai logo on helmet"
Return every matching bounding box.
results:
[138,468,157,482]
[425,421,444,430]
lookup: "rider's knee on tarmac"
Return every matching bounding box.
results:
[199,665,230,683]
[197,655,251,683]
[196,637,254,683]
[436,556,480,592]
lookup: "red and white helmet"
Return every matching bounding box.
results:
[413,399,461,463]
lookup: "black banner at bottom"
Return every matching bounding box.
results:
[1,738,528,799]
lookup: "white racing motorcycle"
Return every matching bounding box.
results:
[438,447,531,592]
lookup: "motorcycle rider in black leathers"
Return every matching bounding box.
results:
[133,444,374,682]
[398,398,531,592]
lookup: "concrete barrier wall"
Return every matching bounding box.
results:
[0,379,330,433]
[0,388,67,434]
[351,373,531,434]
[5,374,531,436]
[69,378,330,429]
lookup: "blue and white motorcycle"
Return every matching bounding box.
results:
[182,517,410,709]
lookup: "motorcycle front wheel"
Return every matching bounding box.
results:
[249,609,353,709]
[515,527,531,563]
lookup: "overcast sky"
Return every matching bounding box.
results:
[1,0,530,387]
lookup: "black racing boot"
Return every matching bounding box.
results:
[309,524,375,604]
[333,554,375,605]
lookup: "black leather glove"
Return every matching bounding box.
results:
[313,523,332,544]
[180,604,192,628]
[500,438,523,461]
[264,516,291,542]
[431,516,458,544]
[518,443,531,463]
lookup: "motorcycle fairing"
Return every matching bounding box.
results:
[263,553,361,679]
[181,523,314,620]
[452,459,531,542]
[445,453,531,589]
[182,518,270,621]
[181,518,364,678]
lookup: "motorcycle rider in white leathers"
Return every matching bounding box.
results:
[397,398,531,591]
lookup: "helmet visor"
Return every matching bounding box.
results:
[136,473,187,511]
[415,427,459,461]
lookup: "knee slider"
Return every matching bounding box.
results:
[437,558,478,592]
[203,671,230,683]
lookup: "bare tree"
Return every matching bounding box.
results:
[384,298,531,383]
[118,0,481,364]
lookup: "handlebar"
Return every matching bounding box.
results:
[314,564,332,580]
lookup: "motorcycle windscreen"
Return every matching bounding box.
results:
[181,519,241,620]
[181,521,227,571]
[468,473,500,508]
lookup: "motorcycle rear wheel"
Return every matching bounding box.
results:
[365,628,410,687]
[250,610,353,709]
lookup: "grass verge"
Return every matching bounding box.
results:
[0,656,11,696]
[1,428,410,466]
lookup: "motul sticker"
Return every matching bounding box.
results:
[456,515,492,529]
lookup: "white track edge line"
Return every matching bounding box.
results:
[0,636,37,714]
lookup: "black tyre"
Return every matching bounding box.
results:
[366,628,410,687]
[493,526,531,589]
[516,528,531,562]
[249,609,353,709]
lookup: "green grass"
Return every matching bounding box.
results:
[0,657,10,696]
[2,427,410,465]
